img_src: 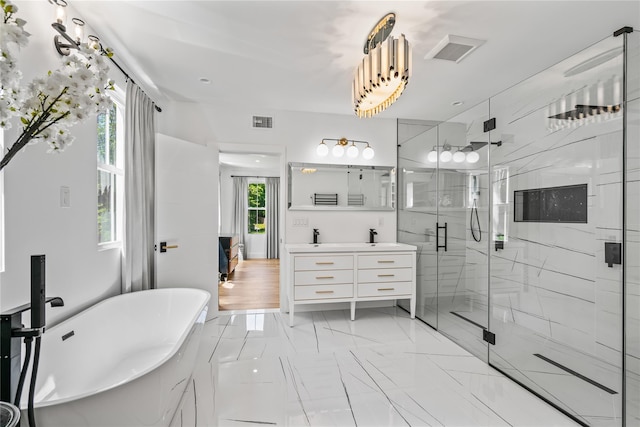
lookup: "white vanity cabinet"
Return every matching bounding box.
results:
[285,243,416,326]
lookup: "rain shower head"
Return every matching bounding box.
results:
[548,104,621,120]
[462,141,488,152]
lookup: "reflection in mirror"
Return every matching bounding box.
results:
[288,162,395,210]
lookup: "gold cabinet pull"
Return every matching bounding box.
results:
[378,288,395,291]
[377,260,395,263]
[316,276,334,279]
[316,261,334,265]
[378,274,395,277]
[315,290,334,294]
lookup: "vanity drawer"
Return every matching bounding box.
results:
[295,270,353,286]
[295,283,353,300]
[294,255,354,271]
[357,254,412,269]
[357,281,413,297]
[357,268,414,283]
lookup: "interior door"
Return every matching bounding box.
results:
[155,133,218,318]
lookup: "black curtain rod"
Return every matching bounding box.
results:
[230,175,279,179]
[108,56,162,113]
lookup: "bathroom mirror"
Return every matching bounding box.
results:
[288,162,395,210]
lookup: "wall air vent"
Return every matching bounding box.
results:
[252,116,273,128]
[424,35,485,63]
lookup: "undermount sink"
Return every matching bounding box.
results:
[287,242,415,252]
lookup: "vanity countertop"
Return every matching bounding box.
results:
[285,242,416,253]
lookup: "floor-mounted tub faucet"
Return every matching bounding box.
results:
[0,254,63,427]
[369,228,377,244]
[313,228,320,244]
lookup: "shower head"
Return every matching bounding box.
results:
[461,141,488,152]
[548,104,621,120]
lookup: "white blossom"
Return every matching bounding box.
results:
[0,0,114,168]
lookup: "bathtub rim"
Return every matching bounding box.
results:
[23,287,210,409]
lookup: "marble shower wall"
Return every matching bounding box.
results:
[398,32,636,425]
[489,34,624,368]
[625,29,640,426]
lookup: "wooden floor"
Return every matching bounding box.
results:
[218,258,280,311]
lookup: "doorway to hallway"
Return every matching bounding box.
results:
[218,259,279,310]
[218,151,282,311]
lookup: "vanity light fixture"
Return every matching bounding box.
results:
[427,144,481,164]
[317,138,375,160]
[352,13,412,118]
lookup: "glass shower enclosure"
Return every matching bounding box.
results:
[398,28,640,426]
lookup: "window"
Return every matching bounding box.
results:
[248,182,266,234]
[97,94,124,245]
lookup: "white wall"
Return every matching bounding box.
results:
[158,102,399,246]
[1,2,125,326]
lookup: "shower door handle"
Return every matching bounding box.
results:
[436,223,448,252]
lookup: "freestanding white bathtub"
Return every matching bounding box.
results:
[21,288,210,427]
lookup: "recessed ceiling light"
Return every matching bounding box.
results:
[255,159,261,163]
[199,78,210,84]
[452,101,464,106]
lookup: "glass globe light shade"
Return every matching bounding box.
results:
[452,151,466,163]
[362,145,375,160]
[347,144,359,158]
[440,150,452,163]
[316,142,329,157]
[427,150,438,162]
[332,143,345,157]
[466,151,480,163]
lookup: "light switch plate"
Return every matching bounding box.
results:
[60,186,70,208]
[293,217,308,227]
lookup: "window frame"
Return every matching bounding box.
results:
[247,180,266,235]
[97,87,125,249]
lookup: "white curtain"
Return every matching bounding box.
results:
[266,178,279,259]
[123,81,156,293]
[232,177,248,259]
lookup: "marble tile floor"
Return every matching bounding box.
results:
[170,307,581,427]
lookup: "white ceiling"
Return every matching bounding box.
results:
[219,152,280,173]
[71,1,639,122]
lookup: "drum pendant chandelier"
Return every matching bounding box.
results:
[352,13,411,118]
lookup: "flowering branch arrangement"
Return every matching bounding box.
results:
[0,0,114,171]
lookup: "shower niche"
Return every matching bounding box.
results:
[514,183,588,223]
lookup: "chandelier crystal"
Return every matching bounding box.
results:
[352,13,411,118]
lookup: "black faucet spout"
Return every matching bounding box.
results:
[313,229,320,244]
[47,297,64,308]
[369,228,378,244]
[0,297,64,318]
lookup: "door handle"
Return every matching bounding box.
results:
[436,223,447,252]
[159,241,179,253]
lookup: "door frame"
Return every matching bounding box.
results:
[217,142,287,311]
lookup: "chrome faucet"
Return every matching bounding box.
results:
[369,228,378,244]
[313,228,320,244]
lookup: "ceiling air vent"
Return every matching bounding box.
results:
[424,35,485,63]
[252,116,273,129]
